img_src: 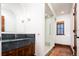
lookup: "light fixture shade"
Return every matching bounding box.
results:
[22,20,24,23]
[61,11,64,14]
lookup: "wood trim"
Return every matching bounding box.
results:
[57,21,64,24]
[1,16,5,32]
[55,43,71,47]
[73,3,77,56]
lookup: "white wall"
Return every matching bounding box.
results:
[0,4,1,34]
[70,11,74,48]
[1,3,45,56]
[55,14,72,45]
[23,4,45,56]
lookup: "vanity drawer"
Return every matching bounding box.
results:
[17,47,24,56]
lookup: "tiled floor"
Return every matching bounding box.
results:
[49,45,73,56]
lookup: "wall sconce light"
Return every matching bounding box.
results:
[22,20,24,23]
[21,18,31,23]
[27,18,31,21]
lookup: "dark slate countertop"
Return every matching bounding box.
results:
[2,34,35,52]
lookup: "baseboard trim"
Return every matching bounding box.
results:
[55,43,71,47]
[45,47,54,56]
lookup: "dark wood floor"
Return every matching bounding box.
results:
[49,44,73,56]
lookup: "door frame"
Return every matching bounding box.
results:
[73,3,77,56]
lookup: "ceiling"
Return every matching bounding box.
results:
[45,3,53,18]
[1,3,24,16]
[51,3,73,16]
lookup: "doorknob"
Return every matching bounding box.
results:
[73,30,76,33]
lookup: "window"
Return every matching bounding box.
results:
[57,22,64,35]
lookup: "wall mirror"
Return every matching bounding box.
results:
[1,4,17,33]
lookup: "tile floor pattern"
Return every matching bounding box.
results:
[49,45,73,56]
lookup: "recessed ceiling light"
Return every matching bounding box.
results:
[61,11,64,14]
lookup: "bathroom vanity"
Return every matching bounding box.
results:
[2,33,35,56]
